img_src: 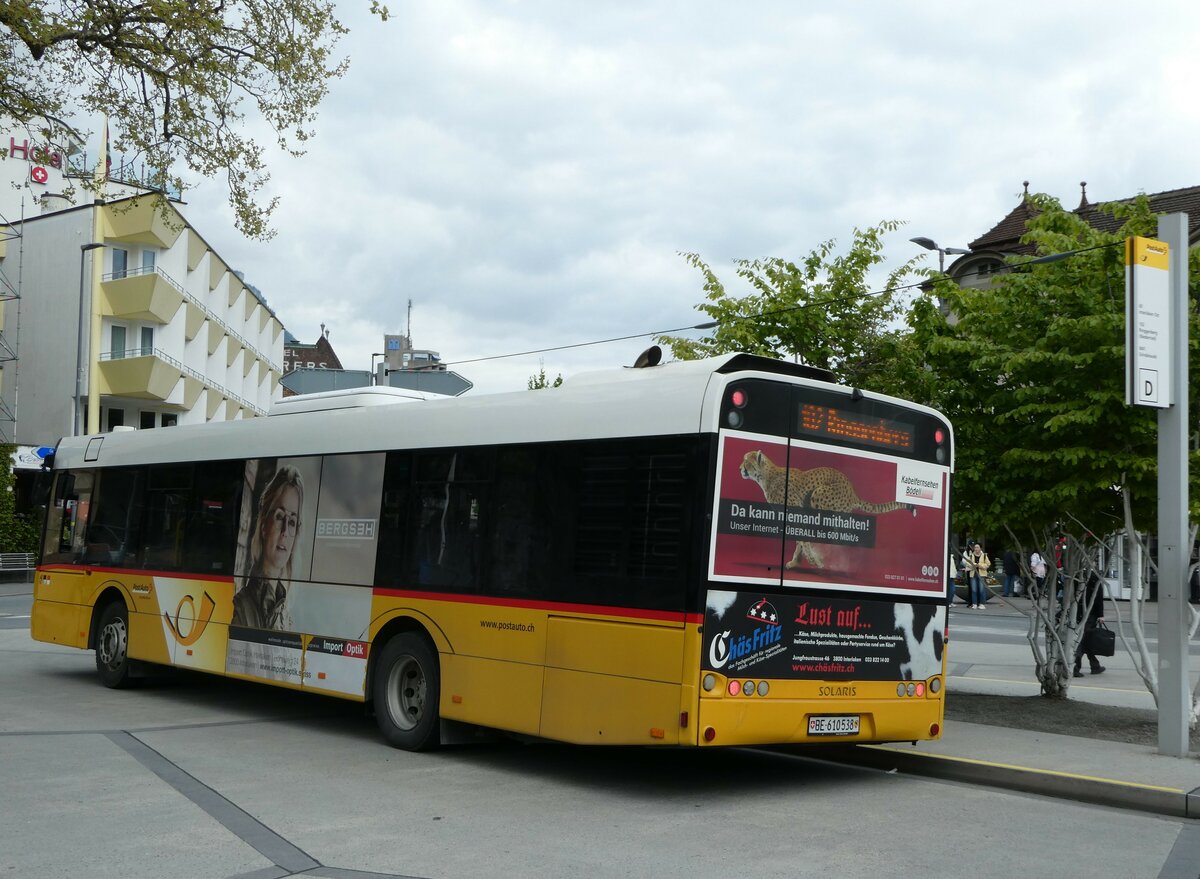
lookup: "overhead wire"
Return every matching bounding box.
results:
[439,241,1125,369]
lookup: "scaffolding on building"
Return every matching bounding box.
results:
[0,204,23,443]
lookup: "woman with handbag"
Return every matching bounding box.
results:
[1074,575,1106,677]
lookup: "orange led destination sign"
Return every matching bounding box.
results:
[798,404,914,452]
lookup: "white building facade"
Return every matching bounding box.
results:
[0,127,286,445]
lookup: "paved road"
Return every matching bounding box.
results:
[2,588,1192,879]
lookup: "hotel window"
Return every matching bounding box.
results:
[112,248,128,280]
[162,414,178,428]
[140,326,154,356]
[107,408,125,431]
[111,325,127,359]
[141,250,156,272]
[140,411,156,429]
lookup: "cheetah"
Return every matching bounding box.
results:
[739,449,914,569]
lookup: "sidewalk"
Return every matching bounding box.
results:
[841,596,1200,818]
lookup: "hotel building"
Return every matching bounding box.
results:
[0,123,286,447]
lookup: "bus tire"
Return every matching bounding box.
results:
[95,602,133,689]
[373,632,440,751]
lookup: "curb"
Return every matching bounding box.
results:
[815,744,1196,818]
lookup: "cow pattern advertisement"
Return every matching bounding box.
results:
[709,431,949,597]
[704,589,946,682]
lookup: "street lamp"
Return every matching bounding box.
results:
[75,243,104,436]
[910,237,970,273]
[369,352,385,385]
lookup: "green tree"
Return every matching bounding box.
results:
[528,361,563,390]
[659,220,921,385]
[0,0,352,239]
[0,445,40,553]
[911,193,1200,699]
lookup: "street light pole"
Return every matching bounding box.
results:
[910,236,970,273]
[75,243,104,436]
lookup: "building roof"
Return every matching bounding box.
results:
[284,328,343,370]
[968,182,1200,255]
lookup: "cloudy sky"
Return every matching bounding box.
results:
[173,1,1200,395]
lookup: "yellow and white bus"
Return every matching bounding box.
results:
[31,353,953,750]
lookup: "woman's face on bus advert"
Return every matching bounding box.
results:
[261,486,300,577]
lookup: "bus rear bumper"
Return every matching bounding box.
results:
[695,694,945,746]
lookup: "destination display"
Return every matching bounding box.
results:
[796,403,914,452]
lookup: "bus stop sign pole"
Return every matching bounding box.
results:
[1156,212,1189,757]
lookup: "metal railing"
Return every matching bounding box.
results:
[0,552,35,572]
[97,346,267,416]
[99,265,276,368]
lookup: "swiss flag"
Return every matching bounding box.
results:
[30,166,48,184]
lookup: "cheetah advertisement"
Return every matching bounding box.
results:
[709,431,949,597]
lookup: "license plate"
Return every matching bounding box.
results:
[808,715,860,736]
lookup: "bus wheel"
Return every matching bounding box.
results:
[373,633,440,751]
[95,602,132,689]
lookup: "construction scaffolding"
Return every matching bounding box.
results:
[0,205,23,443]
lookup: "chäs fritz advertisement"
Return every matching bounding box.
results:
[709,432,949,597]
[704,590,946,682]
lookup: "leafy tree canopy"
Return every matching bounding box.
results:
[911,194,1200,541]
[0,444,39,553]
[0,0,354,239]
[660,220,921,386]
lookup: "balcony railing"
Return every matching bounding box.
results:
[98,347,267,416]
[99,265,276,368]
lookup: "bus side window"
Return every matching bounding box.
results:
[42,471,95,565]
[487,446,563,597]
[568,438,693,610]
[142,464,192,571]
[410,450,491,592]
[182,460,243,574]
[85,467,146,566]
[374,452,412,587]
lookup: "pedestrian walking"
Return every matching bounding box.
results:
[1030,550,1047,598]
[1002,549,1020,597]
[964,543,991,608]
[948,553,958,606]
[1074,576,1106,677]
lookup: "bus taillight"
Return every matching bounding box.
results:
[726,388,749,427]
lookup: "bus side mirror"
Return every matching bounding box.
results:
[32,471,54,506]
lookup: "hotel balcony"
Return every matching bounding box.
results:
[100,197,184,249]
[98,348,268,416]
[97,347,184,401]
[101,266,185,324]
